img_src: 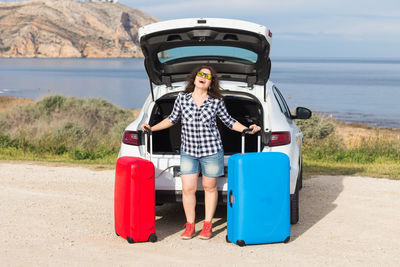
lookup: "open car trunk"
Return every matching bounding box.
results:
[148,91,265,155]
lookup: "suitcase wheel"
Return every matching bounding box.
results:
[148,234,157,243]
[284,236,290,243]
[236,240,246,247]
[225,235,231,243]
[115,232,119,237]
[127,237,134,244]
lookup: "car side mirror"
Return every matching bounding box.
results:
[292,107,312,120]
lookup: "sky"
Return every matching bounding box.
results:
[2,0,400,58]
[118,0,400,58]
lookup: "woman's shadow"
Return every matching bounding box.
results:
[155,202,186,241]
[155,175,344,241]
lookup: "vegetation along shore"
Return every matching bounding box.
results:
[0,95,399,179]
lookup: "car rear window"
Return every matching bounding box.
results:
[157,46,257,64]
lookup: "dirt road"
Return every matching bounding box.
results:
[1,162,399,266]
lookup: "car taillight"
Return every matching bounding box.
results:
[269,131,291,147]
[122,131,140,146]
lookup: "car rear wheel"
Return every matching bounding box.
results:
[298,162,303,190]
[290,186,299,224]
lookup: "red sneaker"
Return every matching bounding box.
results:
[180,222,195,240]
[199,221,212,240]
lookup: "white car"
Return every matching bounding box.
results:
[118,18,311,224]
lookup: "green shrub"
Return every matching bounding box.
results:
[295,114,335,141]
[303,133,400,164]
[69,147,117,161]
[0,134,19,149]
[0,95,135,161]
[37,95,66,116]
[296,113,399,164]
[70,148,93,160]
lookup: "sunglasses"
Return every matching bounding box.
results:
[196,71,212,80]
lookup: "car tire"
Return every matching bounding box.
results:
[298,162,303,190]
[290,186,299,224]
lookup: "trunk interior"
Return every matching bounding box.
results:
[148,91,264,155]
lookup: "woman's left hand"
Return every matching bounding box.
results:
[248,124,261,134]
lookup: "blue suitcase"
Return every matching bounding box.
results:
[226,130,291,246]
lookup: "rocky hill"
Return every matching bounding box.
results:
[0,0,159,57]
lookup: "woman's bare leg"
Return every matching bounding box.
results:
[202,175,218,222]
[181,173,199,223]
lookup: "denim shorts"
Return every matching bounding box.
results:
[180,149,224,178]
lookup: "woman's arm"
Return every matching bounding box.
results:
[141,93,182,132]
[231,121,247,133]
[141,117,174,132]
[216,100,261,134]
[232,121,261,134]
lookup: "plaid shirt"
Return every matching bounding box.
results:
[168,92,237,157]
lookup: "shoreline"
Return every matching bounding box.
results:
[1,95,399,131]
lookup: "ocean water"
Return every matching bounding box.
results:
[0,57,399,128]
[0,58,149,111]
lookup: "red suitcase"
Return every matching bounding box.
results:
[114,156,157,243]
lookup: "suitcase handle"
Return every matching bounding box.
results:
[144,126,152,134]
[241,129,261,154]
[143,127,152,161]
[241,128,253,136]
[229,190,234,207]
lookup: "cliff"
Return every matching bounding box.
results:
[0,0,160,58]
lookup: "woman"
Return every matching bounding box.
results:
[141,65,261,240]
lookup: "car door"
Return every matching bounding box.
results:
[272,86,302,184]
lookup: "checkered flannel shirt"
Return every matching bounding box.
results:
[168,92,237,157]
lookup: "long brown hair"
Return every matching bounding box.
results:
[184,65,223,99]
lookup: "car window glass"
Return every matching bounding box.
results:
[158,46,257,64]
[276,88,292,117]
[273,86,291,118]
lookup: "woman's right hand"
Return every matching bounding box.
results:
[141,123,151,132]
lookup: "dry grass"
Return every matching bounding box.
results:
[334,120,400,148]
[0,95,136,161]
[300,118,400,179]
[131,108,141,118]
[0,96,33,111]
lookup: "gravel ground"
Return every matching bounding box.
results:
[1,162,399,266]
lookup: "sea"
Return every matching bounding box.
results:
[0,57,399,129]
